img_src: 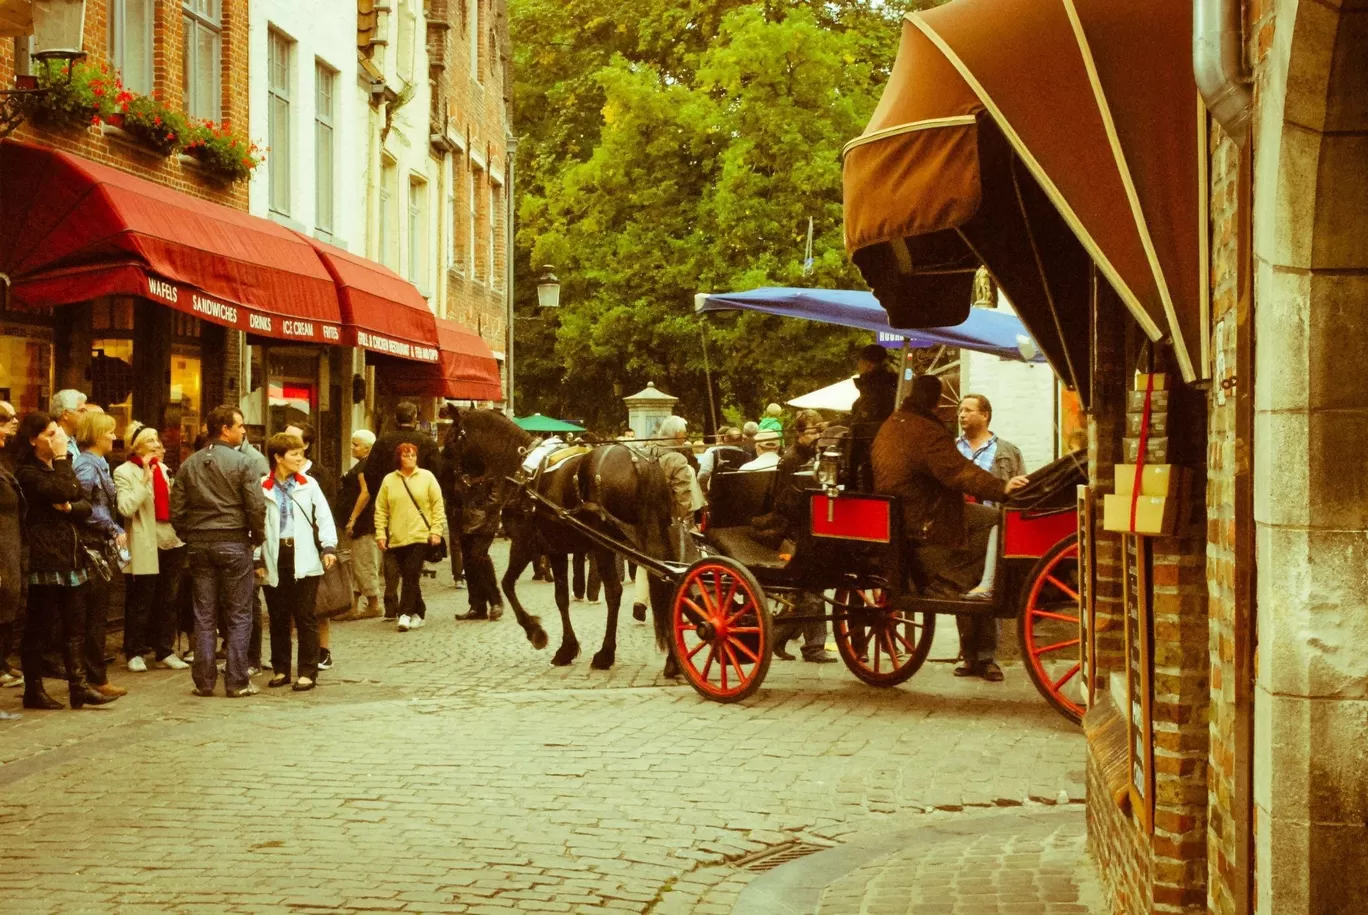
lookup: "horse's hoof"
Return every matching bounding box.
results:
[529,629,549,651]
[591,651,615,670]
[632,603,647,622]
[551,645,579,666]
[662,656,681,679]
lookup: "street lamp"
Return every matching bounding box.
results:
[0,0,89,138]
[536,266,561,309]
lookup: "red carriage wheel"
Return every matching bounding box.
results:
[671,557,771,703]
[1017,534,1085,723]
[831,587,935,687]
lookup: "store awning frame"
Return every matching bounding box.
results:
[0,140,344,343]
[375,317,503,402]
[843,1,1207,385]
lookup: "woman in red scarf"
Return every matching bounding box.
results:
[114,422,189,672]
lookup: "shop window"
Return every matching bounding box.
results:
[267,351,318,433]
[315,62,337,237]
[267,28,294,217]
[109,0,154,95]
[183,0,222,122]
[0,333,53,415]
[91,339,135,438]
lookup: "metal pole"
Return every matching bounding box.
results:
[505,134,518,417]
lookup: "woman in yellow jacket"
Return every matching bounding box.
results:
[373,442,445,632]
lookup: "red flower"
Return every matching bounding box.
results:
[91,116,101,125]
[154,116,162,126]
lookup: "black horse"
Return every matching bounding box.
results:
[444,408,681,675]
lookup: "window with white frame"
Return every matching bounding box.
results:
[267,29,292,217]
[109,0,153,95]
[314,62,336,237]
[446,178,457,270]
[183,0,222,121]
[408,177,427,290]
[468,164,480,281]
[488,174,499,288]
[398,0,416,81]
[380,157,399,270]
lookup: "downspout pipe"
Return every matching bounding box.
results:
[505,133,518,417]
[1194,0,1253,143]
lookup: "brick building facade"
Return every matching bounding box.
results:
[0,0,251,457]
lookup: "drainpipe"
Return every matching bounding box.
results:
[1194,0,1253,143]
[505,133,518,416]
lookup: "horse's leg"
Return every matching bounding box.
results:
[650,574,681,679]
[590,547,623,670]
[501,534,548,650]
[548,551,579,665]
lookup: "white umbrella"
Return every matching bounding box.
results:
[787,376,860,413]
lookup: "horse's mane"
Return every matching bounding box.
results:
[455,408,535,478]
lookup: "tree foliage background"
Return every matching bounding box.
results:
[509,0,929,434]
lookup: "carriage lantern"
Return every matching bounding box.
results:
[536,266,560,309]
[815,447,842,494]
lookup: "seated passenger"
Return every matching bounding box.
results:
[738,430,782,471]
[870,375,1028,602]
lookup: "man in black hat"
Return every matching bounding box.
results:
[850,344,899,492]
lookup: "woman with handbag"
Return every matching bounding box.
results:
[114,422,190,673]
[12,412,116,709]
[373,442,445,633]
[257,432,337,692]
[72,411,129,699]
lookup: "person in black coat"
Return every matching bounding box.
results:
[11,412,117,710]
[849,344,899,492]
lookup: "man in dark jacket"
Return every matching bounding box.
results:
[172,405,268,698]
[871,375,1028,675]
[850,344,899,492]
[361,402,443,618]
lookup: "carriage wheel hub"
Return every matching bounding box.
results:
[695,620,718,641]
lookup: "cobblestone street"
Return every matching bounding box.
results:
[1,543,1100,914]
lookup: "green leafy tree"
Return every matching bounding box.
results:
[510,0,928,432]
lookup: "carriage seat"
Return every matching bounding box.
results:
[702,470,789,569]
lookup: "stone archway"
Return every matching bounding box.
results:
[1252,3,1368,913]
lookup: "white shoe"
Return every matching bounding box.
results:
[155,654,190,670]
[127,656,148,673]
[397,614,412,631]
[409,615,424,630]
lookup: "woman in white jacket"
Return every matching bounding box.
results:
[113,423,189,672]
[257,432,337,692]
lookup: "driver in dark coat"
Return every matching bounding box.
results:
[849,344,899,492]
[871,375,1029,623]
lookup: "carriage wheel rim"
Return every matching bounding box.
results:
[835,588,924,679]
[1023,542,1084,717]
[673,562,765,699]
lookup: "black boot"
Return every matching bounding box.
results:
[64,638,115,709]
[22,676,65,710]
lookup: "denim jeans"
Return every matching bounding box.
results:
[187,540,255,693]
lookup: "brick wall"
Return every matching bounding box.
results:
[430,0,510,356]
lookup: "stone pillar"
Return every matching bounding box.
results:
[623,382,678,439]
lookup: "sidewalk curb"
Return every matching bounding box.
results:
[731,806,1090,915]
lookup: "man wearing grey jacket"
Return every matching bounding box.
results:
[172,405,267,698]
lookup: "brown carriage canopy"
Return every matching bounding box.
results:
[844,0,1206,396]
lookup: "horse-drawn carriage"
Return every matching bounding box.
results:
[662,446,1086,721]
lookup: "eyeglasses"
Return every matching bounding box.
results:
[0,415,13,424]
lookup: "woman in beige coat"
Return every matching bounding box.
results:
[114,423,189,672]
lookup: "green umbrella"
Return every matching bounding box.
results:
[513,414,586,433]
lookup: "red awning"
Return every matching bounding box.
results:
[299,235,440,363]
[0,140,342,343]
[379,318,502,401]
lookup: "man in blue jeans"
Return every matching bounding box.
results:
[171,405,267,698]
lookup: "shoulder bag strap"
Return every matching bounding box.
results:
[397,474,435,535]
[285,485,324,554]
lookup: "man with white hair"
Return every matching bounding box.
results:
[338,429,382,620]
[50,389,88,460]
[739,430,782,471]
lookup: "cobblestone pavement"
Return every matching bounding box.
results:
[0,542,1099,914]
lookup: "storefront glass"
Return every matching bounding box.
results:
[0,329,53,415]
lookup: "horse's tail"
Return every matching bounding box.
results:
[633,454,677,653]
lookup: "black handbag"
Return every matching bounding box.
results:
[398,474,448,564]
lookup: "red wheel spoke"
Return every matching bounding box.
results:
[725,600,756,627]
[1045,574,1079,602]
[681,596,708,622]
[727,626,761,634]
[722,642,746,687]
[718,647,729,690]
[893,628,917,654]
[881,631,901,666]
[695,582,719,617]
[675,623,698,632]
[1032,637,1081,657]
[872,634,882,672]
[719,579,738,615]
[686,638,709,660]
[700,646,716,682]
[711,572,726,617]
[1051,662,1082,691]
[729,636,759,664]
[889,614,923,627]
[1030,609,1078,624]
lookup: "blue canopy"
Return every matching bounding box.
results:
[695,288,1045,363]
